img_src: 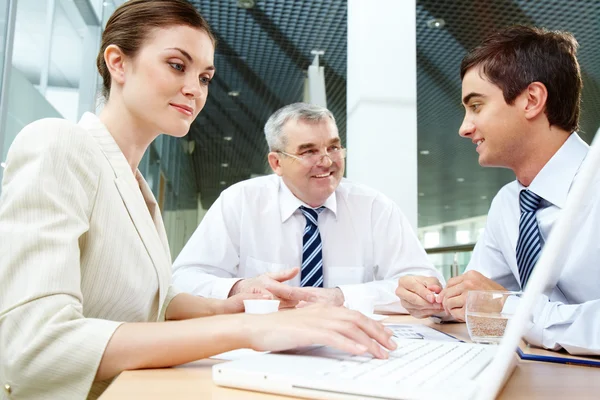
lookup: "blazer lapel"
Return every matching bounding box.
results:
[136,171,172,263]
[78,113,170,315]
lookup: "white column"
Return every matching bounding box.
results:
[39,0,57,96]
[0,0,17,191]
[305,51,327,108]
[78,25,101,119]
[347,0,418,230]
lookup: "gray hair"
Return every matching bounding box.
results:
[264,102,337,151]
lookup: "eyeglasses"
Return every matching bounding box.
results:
[277,147,347,166]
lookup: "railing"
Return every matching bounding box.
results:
[424,243,476,280]
[424,243,475,254]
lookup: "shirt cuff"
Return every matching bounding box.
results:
[211,277,244,299]
[337,284,367,310]
[523,295,549,348]
[338,282,407,313]
[337,283,388,311]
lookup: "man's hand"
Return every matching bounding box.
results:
[294,287,345,307]
[395,275,445,319]
[438,270,506,321]
[228,267,314,308]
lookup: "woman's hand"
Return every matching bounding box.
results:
[166,290,269,320]
[244,305,396,359]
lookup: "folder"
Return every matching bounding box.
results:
[518,340,600,368]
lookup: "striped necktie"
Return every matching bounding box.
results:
[516,190,544,289]
[300,206,325,287]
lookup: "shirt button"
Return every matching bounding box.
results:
[4,384,11,394]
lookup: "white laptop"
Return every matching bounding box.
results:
[212,128,600,400]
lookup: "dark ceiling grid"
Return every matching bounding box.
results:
[255,0,348,144]
[186,0,348,210]
[202,91,257,169]
[512,0,600,139]
[424,0,535,51]
[210,34,287,111]
[184,0,599,227]
[191,112,225,151]
[191,122,235,196]
[211,75,266,140]
[257,0,347,80]
[579,74,600,141]
[206,6,306,106]
[244,1,348,170]
[188,1,288,208]
[416,2,516,226]
[193,100,258,202]
[202,40,288,162]
[416,0,600,227]
[210,59,279,175]
[418,0,600,144]
[415,61,471,207]
[189,112,228,178]
[208,52,282,137]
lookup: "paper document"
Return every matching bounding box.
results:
[210,349,269,361]
[384,324,461,342]
[366,313,388,321]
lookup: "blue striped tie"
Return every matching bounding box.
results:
[300,206,325,287]
[516,190,544,289]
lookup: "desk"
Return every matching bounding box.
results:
[100,316,599,400]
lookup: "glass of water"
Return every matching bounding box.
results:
[466,290,522,344]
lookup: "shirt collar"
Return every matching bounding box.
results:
[278,176,337,222]
[519,133,589,209]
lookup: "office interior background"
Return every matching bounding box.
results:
[0,0,599,279]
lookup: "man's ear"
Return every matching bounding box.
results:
[104,44,127,87]
[267,152,283,176]
[523,81,548,121]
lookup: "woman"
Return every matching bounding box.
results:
[0,1,395,399]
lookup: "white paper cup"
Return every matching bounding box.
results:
[243,299,280,314]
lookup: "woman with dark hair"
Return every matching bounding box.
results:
[0,1,395,398]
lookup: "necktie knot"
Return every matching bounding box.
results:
[300,206,325,227]
[519,190,543,213]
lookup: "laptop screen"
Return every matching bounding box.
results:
[480,127,600,400]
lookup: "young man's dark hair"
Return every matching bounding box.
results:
[460,25,582,133]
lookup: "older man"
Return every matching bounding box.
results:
[173,102,442,312]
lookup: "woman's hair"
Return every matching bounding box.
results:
[96,0,215,99]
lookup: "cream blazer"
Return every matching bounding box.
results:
[0,113,180,399]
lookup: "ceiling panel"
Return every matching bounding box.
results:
[188,0,347,209]
[416,0,600,226]
[186,0,599,226]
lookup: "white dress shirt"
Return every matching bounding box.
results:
[173,175,442,312]
[467,133,600,355]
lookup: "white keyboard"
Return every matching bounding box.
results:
[291,339,495,387]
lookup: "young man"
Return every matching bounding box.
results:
[173,102,442,312]
[396,26,600,354]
